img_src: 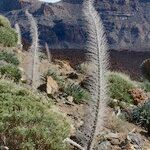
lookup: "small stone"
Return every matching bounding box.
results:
[106,133,123,145]
[97,141,111,150]
[0,146,9,150]
[76,120,84,128]
[113,99,118,103]
[106,133,119,139]
[110,138,121,145]
[67,96,74,102]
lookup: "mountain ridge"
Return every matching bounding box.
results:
[0,0,150,51]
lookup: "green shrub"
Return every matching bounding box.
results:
[47,68,61,81]
[0,51,19,66]
[39,52,47,60]
[45,68,65,88]
[64,82,90,104]
[0,65,21,82]
[0,80,70,150]
[76,62,89,74]
[131,100,150,134]
[141,59,150,81]
[140,80,150,92]
[0,26,18,47]
[0,15,11,28]
[108,72,135,104]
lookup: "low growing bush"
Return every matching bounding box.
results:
[131,100,150,134]
[0,51,19,66]
[0,80,70,150]
[46,68,60,81]
[0,26,18,47]
[75,62,89,74]
[45,68,65,88]
[108,72,135,104]
[0,64,21,82]
[141,59,150,81]
[64,82,90,104]
[140,80,150,92]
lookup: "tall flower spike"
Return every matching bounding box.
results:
[15,23,22,48]
[25,10,40,89]
[78,0,109,149]
[45,42,52,62]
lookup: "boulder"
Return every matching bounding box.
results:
[46,76,59,95]
[106,133,126,146]
[110,138,120,145]
[127,132,144,149]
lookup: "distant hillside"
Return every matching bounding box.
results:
[0,0,150,51]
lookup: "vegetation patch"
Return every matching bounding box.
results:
[0,15,18,47]
[139,59,150,92]
[108,72,135,104]
[44,68,65,88]
[0,80,70,150]
[141,59,150,81]
[64,82,90,104]
[0,64,21,82]
[140,80,150,92]
[0,51,20,66]
[131,100,150,134]
[75,62,89,74]
[46,68,61,81]
[0,26,18,47]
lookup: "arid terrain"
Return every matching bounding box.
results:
[47,49,150,80]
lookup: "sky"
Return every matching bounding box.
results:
[39,0,61,3]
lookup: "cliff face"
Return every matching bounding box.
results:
[96,0,150,51]
[0,0,150,51]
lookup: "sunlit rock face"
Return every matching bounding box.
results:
[0,0,149,51]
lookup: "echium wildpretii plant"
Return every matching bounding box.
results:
[45,42,52,62]
[15,23,22,49]
[25,10,40,89]
[76,0,109,149]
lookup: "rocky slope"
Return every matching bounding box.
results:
[0,0,150,51]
